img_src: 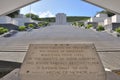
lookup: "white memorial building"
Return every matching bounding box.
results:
[104,17,111,26]
[111,14,120,23]
[0,16,18,25]
[87,13,108,25]
[0,14,39,26]
[55,13,67,25]
[104,14,120,26]
[0,0,39,27]
[13,14,33,26]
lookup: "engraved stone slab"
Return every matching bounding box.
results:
[19,44,106,80]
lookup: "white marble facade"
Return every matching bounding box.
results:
[111,14,120,23]
[95,13,108,18]
[0,16,18,25]
[88,13,108,23]
[55,13,67,25]
[0,14,38,26]
[104,18,112,26]
[13,14,33,26]
[103,14,120,25]
[89,17,107,23]
[0,16,12,24]
[85,13,108,26]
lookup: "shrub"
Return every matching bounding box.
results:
[86,24,93,29]
[3,29,8,33]
[72,22,77,26]
[78,23,84,27]
[44,22,49,26]
[38,22,49,27]
[0,27,8,35]
[38,23,43,27]
[0,27,5,34]
[28,24,35,28]
[96,25,105,31]
[19,26,26,31]
[115,27,120,33]
[72,22,84,27]
[42,22,49,26]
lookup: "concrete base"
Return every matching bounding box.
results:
[1,68,120,80]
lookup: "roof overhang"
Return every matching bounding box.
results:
[0,0,39,16]
[83,0,120,14]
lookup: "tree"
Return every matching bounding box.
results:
[25,13,40,20]
[7,10,20,18]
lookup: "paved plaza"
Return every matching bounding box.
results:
[0,25,120,70]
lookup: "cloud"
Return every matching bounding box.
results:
[21,10,55,18]
[31,10,38,15]
[39,11,55,18]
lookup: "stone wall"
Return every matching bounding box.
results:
[0,16,12,24]
[104,23,120,31]
[13,18,32,26]
[111,15,120,23]
[104,18,112,26]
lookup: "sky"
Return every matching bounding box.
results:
[20,0,103,18]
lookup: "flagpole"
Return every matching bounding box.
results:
[30,5,32,19]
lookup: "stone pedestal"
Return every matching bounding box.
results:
[19,43,106,80]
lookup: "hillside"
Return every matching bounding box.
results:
[67,16,90,22]
[40,16,90,22]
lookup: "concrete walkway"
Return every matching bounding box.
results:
[0,25,120,70]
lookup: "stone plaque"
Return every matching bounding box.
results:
[19,44,106,80]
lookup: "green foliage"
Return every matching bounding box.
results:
[115,27,120,33]
[72,22,84,27]
[72,22,77,26]
[96,25,105,31]
[0,27,4,34]
[115,27,120,37]
[97,10,115,17]
[7,10,20,18]
[40,16,90,22]
[67,16,90,22]
[19,26,26,31]
[0,27,8,34]
[40,17,55,22]
[44,22,49,26]
[78,23,84,27]
[38,23,43,27]
[86,24,93,29]
[25,13,90,22]
[38,22,49,27]
[28,24,35,28]
[3,29,8,33]
[25,13,39,20]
